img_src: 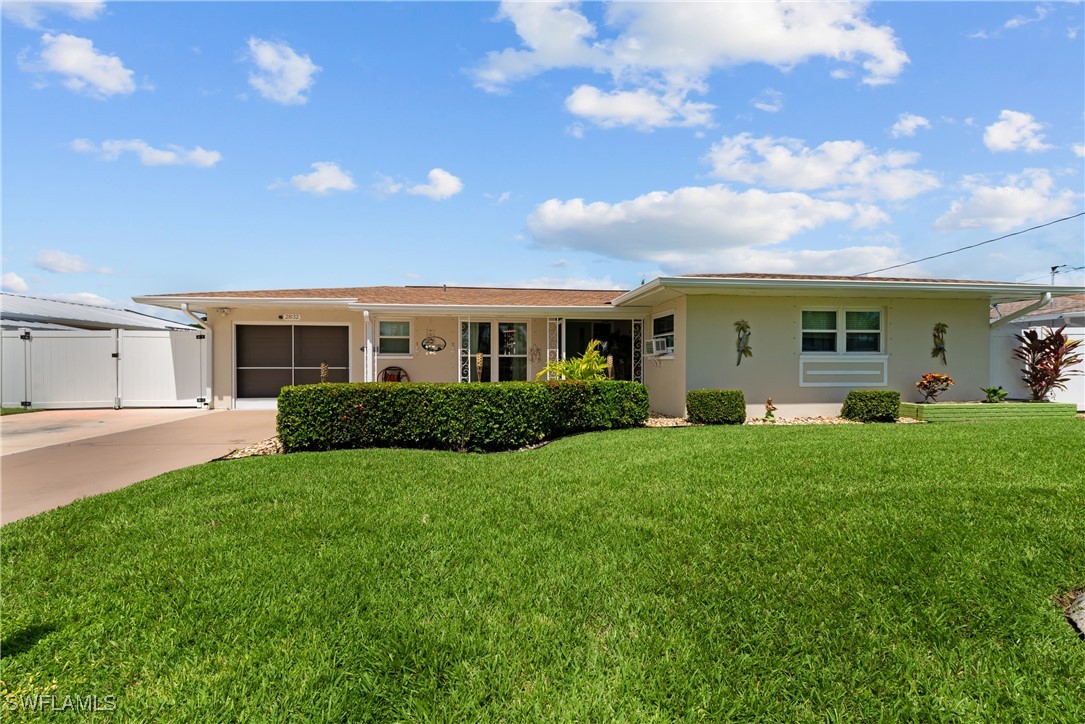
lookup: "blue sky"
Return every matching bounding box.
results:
[2,1,1083,318]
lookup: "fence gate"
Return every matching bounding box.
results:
[0,329,209,409]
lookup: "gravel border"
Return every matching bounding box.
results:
[223,414,927,460]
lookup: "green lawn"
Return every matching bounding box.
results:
[2,420,1083,720]
[0,408,40,416]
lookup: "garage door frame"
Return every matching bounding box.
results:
[232,322,352,409]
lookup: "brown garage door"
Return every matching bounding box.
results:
[236,325,349,398]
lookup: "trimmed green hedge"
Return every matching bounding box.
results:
[686,389,746,425]
[277,381,650,453]
[840,390,901,422]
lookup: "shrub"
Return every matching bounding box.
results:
[980,385,1008,403]
[915,372,954,402]
[277,380,649,453]
[686,389,746,425]
[1012,325,1084,401]
[840,390,901,422]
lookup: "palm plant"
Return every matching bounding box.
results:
[535,339,609,381]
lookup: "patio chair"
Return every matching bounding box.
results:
[377,366,410,382]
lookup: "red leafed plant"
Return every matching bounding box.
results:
[915,372,954,402]
[1012,325,1084,401]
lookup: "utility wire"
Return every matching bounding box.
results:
[1018,265,1085,284]
[855,211,1085,277]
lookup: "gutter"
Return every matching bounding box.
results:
[990,293,1052,328]
[345,303,650,316]
[180,303,210,330]
[612,277,1083,306]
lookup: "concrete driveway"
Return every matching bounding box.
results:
[1,409,277,525]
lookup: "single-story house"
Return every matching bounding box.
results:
[990,293,1085,410]
[134,273,1085,417]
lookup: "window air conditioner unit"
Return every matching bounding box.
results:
[645,336,672,356]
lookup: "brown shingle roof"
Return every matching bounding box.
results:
[989,293,1085,319]
[146,285,625,307]
[680,272,1023,285]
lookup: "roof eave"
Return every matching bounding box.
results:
[612,277,1085,304]
[132,296,359,312]
[347,302,650,316]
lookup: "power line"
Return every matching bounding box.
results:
[1018,265,1085,284]
[855,211,1085,277]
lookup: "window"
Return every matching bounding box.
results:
[801,309,882,353]
[463,321,528,381]
[652,313,675,353]
[378,320,410,355]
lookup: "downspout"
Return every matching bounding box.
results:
[990,293,1052,329]
[363,310,373,382]
[180,303,210,330]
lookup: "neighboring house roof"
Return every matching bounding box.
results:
[1,293,192,331]
[680,272,1012,285]
[990,293,1085,326]
[0,320,83,332]
[134,274,1085,313]
[990,293,1085,318]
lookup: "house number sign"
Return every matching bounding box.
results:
[280,313,302,321]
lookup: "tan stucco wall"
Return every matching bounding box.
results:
[204,307,367,408]
[642,297,687,416]
[684,295,991,418]
[205,310,555,407]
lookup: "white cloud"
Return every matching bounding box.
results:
[34,249,110,274]
[934,169,1078,232]
[501,275,626,290]
[46,292,113,306]
[705,133,941,202]
[406,168,464,200]
[890,113,931,138]
[750,88,783,113]
[2,272,29,294]
[20,32,135,98]
[372,173,403,196]
[565,85,714,129]
[1073,143,1085,158]
[526,184,868,268]
[290,162,356,194]
[71,138,222,167]
[686,244,907,276]
[474,1,908,128]
[2,1,105,29]
[1005,5,1050,30]
[472,1,604,93]
[983,110,1052,152]
[246,37,320,105]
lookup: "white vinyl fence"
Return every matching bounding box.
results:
[1,329,210,409]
